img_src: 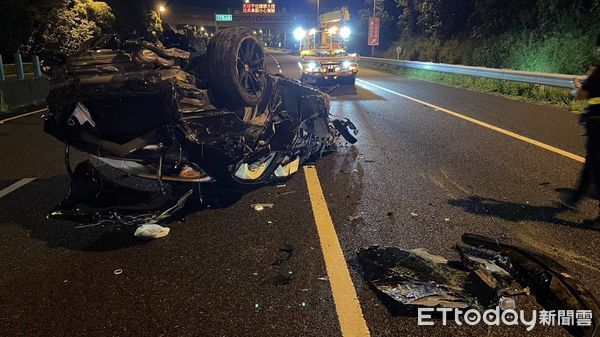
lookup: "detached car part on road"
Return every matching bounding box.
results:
[358,234,600,337]
[42,28,357,225]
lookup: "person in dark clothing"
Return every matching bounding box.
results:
[560,62,600,225]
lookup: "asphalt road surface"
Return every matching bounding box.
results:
[1,51,598,337]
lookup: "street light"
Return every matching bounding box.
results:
[293,27,306,51]
[293,27,306,41]
[158,5,166,20]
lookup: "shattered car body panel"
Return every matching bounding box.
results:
[357,246,500,312]
[43,28,357,224]
[463,234,600,337]
[358,235,600,337]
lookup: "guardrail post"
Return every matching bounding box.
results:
[33,55,42,78]
[0,54,5,81]
[14,53,25,80]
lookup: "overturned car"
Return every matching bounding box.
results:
[42,28,357,225]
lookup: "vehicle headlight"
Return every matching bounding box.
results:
[305,62,320,72]
[342,61,354,69]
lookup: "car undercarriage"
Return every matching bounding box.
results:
[42,27,357,225]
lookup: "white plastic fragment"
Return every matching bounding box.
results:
[134,224,171,239]
[410,212,419,217]
[252,203,273,211]
[114,269,123,275]
[71,102,96,127]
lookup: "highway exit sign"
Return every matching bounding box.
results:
[215,14,233,21]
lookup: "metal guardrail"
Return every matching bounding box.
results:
[360,57,585,89]
[1,53,42,81]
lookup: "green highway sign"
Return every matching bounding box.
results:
[215,14,233,22]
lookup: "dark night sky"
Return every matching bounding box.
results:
[170,0,365,12]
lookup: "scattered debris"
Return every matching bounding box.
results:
[318,276,329,281]
[134,224,170,239]
[252,203,274,211]
[273,244,294,266]
[410,212,419,217]
[499,296,516,310]
[74,223,103,229]
[348,212,364,222]
[113,269,123,275]
[357,234,600,337]
[463,233,600,337]
[358,246,478,311]
[444,218,450,223]
[276,184,287,188]
[277,191,297,197]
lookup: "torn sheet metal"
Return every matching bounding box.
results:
[357,246,483,311]
[358,236,600,337]
[462,234,600,337]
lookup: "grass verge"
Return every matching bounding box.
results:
[363,63,586,112]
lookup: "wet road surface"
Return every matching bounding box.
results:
[0,51,598,337]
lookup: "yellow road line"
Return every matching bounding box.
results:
[303,166,371,337]
[357,79,585,163]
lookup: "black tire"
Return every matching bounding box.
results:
[206,28,267,110]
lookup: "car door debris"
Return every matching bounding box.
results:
[357,233,600,337]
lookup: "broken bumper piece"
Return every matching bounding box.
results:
[358,234,600,337]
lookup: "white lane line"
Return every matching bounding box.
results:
[0,108,47,124]
[0,178,36,199]
[357,79,585,163]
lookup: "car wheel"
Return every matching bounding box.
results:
[206,28,267,110]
